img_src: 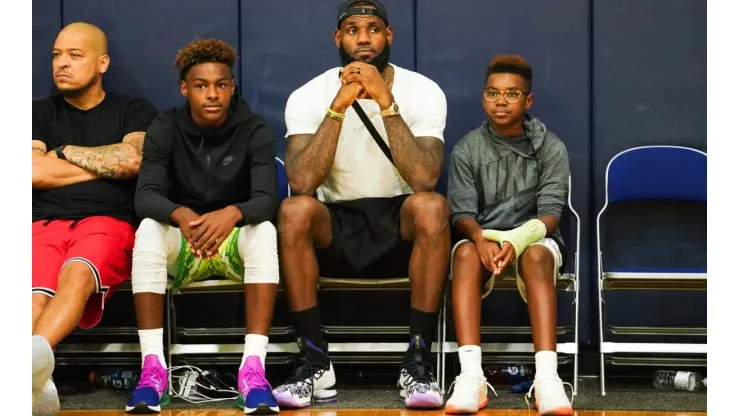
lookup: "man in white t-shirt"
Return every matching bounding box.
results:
[273,0,449,410]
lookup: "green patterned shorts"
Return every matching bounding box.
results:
[171,228,244,288]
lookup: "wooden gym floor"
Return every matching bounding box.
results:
[57,410,708,415]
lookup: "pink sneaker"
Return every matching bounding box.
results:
[239,356,279,414]
[126,355,168,413]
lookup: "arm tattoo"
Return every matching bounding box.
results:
[383,115,443,190]
[64,132,145,179]
[285,117,343,194]
[32,146,46,156]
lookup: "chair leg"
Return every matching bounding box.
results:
[166,291,173,396]
[573,352,579,396]
[600,352,606,396]
[436,302,442,385]
[441,295,448,392]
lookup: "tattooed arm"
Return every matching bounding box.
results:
[285,117,343,196]
[32,140,99,189]
[56,131,145,179]
[383,116,445,192]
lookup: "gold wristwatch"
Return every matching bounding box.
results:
[380,102,400,117]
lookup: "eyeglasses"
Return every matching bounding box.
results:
[482,88,529,103]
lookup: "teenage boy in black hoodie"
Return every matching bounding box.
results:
[125,38,281,415]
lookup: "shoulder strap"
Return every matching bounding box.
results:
[351,100,395,166]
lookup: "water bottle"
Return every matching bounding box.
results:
[484,364,534,386]
[89,368,140,390]
[653,370,705,392]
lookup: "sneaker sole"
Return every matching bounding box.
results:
[125,403,161,414]
[274,390,338,408]
[244,403,280,415]
[445,397,488,414]
[402,392,443,409]
[536,400,574,416]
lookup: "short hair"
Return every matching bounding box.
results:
[485,54,532,92]
[174,38,238,81]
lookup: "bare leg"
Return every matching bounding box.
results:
[519,245,557,352]
[134,293,164,330]
[244,283,278,335]
[450,242,486,347]
[277,196,333,312]
[32,294,51,333]
[400,191,450,313]
[33,262,96,347]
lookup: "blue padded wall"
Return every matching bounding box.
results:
[62,0,240,110]
[592,0,707,203]
[592,0,707,335]
[31,0,708,349]
[416,0,593,340]
[32,0,61,100]
[240,0,416,159]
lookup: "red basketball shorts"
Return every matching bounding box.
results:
[32,216,135,329]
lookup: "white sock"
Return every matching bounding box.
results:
[534,350,558,379]
[458,345,483,376]
[242,334,269,368]
[32,335,54,389]
[139,328,166,369]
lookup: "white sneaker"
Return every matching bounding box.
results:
[444,372,496,414]
[273,338,337,408]
[32,378,60,416]
[526,375,574,415]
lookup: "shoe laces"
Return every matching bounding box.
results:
[447,373,497,398]
[284,346,327,402]
[138,364,165,394]
[400,352,436,390]
[524,376,574,411]
[241,366,271,394]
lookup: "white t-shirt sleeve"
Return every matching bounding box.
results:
[407,80,447,142]
[284,82,324,139]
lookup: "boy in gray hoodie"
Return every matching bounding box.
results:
[445,55,573,415]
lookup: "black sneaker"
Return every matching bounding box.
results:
[398,335,443,408]
[272,337,337,408]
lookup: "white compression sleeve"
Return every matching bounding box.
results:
[131,218,182,294]
[237,221,279,284]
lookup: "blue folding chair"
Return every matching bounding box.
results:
[596,145,707,396]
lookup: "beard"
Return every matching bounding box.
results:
[339,43,391,73]
[56,72,100,98]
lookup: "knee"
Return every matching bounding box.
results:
[248,221,277,240]
[454,241,478,265]
[57,262,97,295]
[241,221,278,253]
[520,245,554,280]
[407,192,450,236]
[32,294,51,312]
[452,242,480,281]
[278,196,318,237]
[134,218,167,251]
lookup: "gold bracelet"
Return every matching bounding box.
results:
[326,107,346,122]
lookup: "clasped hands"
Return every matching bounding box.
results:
[171,205,243,260]
[331,62,394,113]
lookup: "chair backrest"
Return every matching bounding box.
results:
[604,146,706,204]
[275,157,290,202]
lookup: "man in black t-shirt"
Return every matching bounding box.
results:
[31,22,158,415]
